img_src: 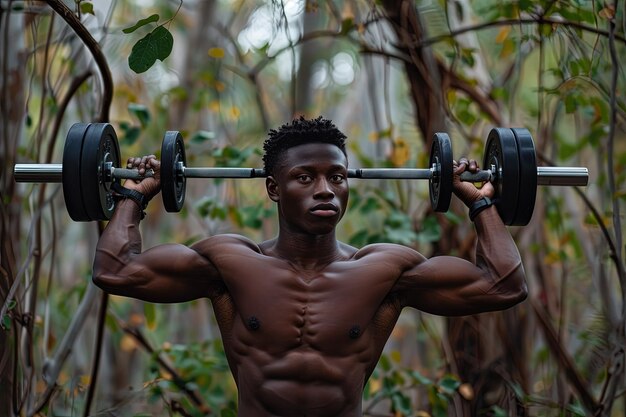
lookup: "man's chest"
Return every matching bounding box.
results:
[215,258,403,354]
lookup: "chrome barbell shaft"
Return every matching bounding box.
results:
[536,167,589,186]
[460,166,588,186]
[13,164,63,182]
[14,163,588,186]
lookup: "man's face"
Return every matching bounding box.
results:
[266,143,349,235]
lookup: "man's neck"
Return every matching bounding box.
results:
[270,229,343,271]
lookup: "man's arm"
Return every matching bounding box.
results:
[395,158,528,316]
[92,156,219,303]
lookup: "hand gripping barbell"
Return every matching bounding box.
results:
[13,123,588,225]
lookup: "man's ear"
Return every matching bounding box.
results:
[266,176,280,202]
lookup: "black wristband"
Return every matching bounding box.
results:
[468,196,494,221]
[111,181,148,219]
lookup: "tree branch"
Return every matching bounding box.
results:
[44,0,112,122]
[121,324,212,415]
[408,16,626,50]
[531,298,599,413]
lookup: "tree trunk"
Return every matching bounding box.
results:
[381,0,446,148]
[0,4,26,416]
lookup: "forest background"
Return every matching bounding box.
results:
[1,0,625,416]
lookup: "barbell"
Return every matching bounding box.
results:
[13,123,589,225]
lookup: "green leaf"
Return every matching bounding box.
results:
[489,405,508,417]
[359,196,381,214]
[80,2,94,15]
[383,227,418,245]
[119,121,141,146]
[105,314,119,333]
[144,303,156,330]
[220,409,237,417]
[379,353,391,372]
[122,14,160,34]
[564,93,578,113]
[190,130,216,144]
[2,314,11,330]
[196,197,228,220]
[438,374,461,394]
[348,229,371,247]
[128,103,151,127]
[340,18,354,35]
[152,26,174,61]
[228,206,244,228]
[362,379,372,400]
[241,206,264,229]
[566,402,587,416]
[428,386,449,417]
[128,26,174,74]
[410,370,432,385]
[416,215,441,243]
[391,392,412,414]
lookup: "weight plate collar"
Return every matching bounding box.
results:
[161,131,186,212]
[484,128,519,226]
[429,132,453,212]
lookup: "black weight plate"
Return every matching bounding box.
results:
[484,128,519,225]
[429,132,453,212]
[80,123,120,221]
[161,131,186,212]
[511,128,537,226]
[63,123,90,221]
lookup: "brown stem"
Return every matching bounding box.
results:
[121,324,212,414]
[83,289,108,417]
[531,298,599,413]
[44,0,112,122]
[46,70,92,162]
[406,17,626,50]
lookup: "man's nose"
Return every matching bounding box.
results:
[313,178,335,199]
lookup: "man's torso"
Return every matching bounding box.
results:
[194,234,423,416]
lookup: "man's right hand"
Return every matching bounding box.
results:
[123,155,161,200]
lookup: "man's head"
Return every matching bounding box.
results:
[263,116,349,235]
[262,116,347,176]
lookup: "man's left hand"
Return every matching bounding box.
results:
[452,158,495,207]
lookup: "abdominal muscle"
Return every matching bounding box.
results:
[235,348,365,417]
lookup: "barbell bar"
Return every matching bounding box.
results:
[13,123,589,225]
[13,163,588,185]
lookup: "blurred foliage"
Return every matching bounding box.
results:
[1,0,625,416]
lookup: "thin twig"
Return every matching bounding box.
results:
[120,324,212,415]
[30,283,100,416]
[531,298,599,413]
[83,289,108,417]
[403,16,626,50]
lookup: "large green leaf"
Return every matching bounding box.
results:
[128,26,174,74]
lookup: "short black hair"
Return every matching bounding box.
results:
[262,116,347,175]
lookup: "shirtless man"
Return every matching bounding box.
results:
[93,116,527,416]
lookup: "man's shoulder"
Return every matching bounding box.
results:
[352,242,426,263]
[190,233,262,255]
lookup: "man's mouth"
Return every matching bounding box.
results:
[310,203,339,217]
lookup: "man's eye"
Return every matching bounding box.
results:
[297,175,312,183]
[330,175,345,183]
